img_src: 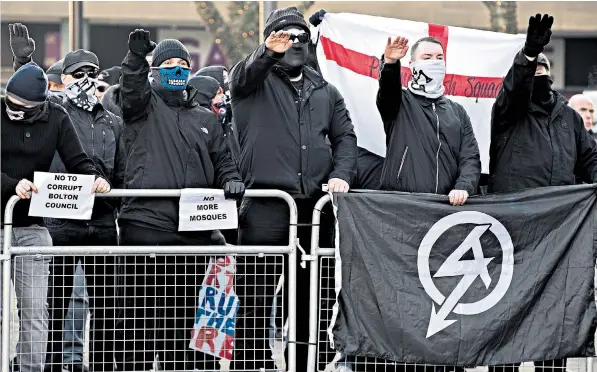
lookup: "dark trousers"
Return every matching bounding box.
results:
[45,220,119,372]
[489,360,567,372]
[117,222,219,371]
[237,196,335,371]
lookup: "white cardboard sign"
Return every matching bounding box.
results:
[28,172,95,220]
[179,189,238,231]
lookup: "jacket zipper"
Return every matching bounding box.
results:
[396,146,409,184]
[91,122,95,157]
[102,130,106,157]
[432,103,441,194]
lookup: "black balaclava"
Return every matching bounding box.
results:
[263,7,311,79]
[277,25,309,78]
[531,54,554,110]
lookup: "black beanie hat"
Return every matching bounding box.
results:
[151,39,191,68]
[264,6,310,38]
[7,63,48,105]
[46,59,64,85]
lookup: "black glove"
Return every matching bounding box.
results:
[128,29,156,57]
[9,23,35,60]
[224,181,245,200]
[523,13,554,58]
[309,9,327,27]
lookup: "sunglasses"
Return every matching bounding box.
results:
[289,33,310,44]
[71,69,99,79]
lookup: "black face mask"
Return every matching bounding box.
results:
[531,75,554,107]
[278,43,308,78]
[5,99,46,123]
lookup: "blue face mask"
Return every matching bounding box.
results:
[151,66,191,90]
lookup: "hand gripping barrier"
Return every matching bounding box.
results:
[1,188,299,372]
[306,194,595,372]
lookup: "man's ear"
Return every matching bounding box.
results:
[61,74,68,85]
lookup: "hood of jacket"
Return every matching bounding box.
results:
[188,76,220,108]
[101,84,122,117]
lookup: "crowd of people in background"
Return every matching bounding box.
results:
[0,5,596,372]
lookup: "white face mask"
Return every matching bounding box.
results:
[408,59,446,99]
[65,77,98,111]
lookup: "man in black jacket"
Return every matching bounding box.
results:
[1,62,110,372]
[9,23,125,372]
[230,6,357,370]
[488,14,597,372]
[377,35,481,205]
[488,14,597,196]
[8,22,125,372]
[117,29,244,371]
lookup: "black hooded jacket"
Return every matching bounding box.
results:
[488,50,597,193]
[376,59,481,195]
[119,51,241,232]
[188,76,219,108]
[230,43,357,197]
[101,84,122,118]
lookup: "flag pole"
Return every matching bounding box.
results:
[259,1,265,44]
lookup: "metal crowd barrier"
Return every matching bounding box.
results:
[1,188,299,372]
[306,194,595,372]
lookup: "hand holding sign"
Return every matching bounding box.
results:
[328,178,349,193]
[16,179,38,199]
[91,177,111,193]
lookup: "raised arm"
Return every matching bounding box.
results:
[493,14,554,125]
[9,23,35,71]
[230,31,292,99]
[120,29,156,122]
[376,37,408,135]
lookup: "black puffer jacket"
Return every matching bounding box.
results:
[48,98,124,226]
[119,51,241,232]
[488,51,597,193]
[376,59,481,195]
[230,43,357,197]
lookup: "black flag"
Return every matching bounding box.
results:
[331,185,597,366]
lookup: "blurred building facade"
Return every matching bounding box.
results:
[1,1,596,94]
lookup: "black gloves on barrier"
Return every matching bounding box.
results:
[309,9,327,27]
[224,181,245,200]
[9,23,35,61]
[523,13,554,58]
[128,29,156,57]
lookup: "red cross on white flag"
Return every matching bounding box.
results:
[315,13,525,173]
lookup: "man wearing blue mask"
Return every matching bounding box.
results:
[377,36,481,206]
[117,29,244,371]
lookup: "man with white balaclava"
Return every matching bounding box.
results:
[9,22,124,372]
[117,29,244,371]
[377,35,481,206]
[488,14,597,195]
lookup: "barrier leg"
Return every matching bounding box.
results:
[307,195,330,372]
[2,197,19,372]
[286,195,299,372]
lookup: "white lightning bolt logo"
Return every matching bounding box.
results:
[418,211,514,339]
[426,224,494,337]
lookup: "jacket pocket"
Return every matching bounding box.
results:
[396,146,409,184]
